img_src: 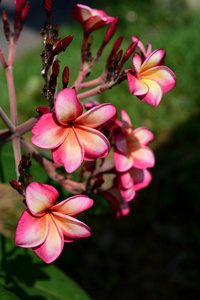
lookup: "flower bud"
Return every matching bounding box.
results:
[103,17,119,45]
[62,66,69,88]
[36,106,51,115]
[53,35,73,55]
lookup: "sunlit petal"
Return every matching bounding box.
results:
[141,66,176,93]
[55,88,83,124]
[52,212,91,242]
[127,71,148,96]
[26,182,59,216]
[74,103,116,128]
[31,113,68,149]
[33,214,64,264]
[141,49,166,72]
[52,127,84,173]
[132,127,154,145]
[139,78,162,107]
[52,195,94,217]
[15,210,49,248]
[130,145,155,169]
[114,148,133,172]
[75,125,110,160]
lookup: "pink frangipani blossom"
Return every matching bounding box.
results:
[127,49,176,106]
[118,167,152,202]
[71,4,115,36]
[15,182,93,263]
[31,88,116,173]
[113,109,155,172]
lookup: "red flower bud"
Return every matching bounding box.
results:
[112,36,123,54]
[103,17,119,45]
[53,35,73,55]
[62,66,69,88]
[52,60,60,76]
[44,0,51,15]
[36,106,51,115]
[10,180,20,190]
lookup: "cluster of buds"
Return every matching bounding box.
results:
[10,153,32,199]
[1,0,29,44]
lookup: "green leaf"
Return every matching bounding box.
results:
[0,236,91,300]
[0,285,21,300]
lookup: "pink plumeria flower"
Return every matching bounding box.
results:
[118,167,152,202]
[71,4,115,36]
[31,88,116,173]
[132,36,152,60]
[127,49,176,106]
[99,178,130,219]
[113,109,155,172]
[15,182,93,263]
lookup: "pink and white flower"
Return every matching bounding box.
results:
[113,109,155,172]
[118,167,152,202]
[15,182,93,263]
[127,49,176,106]
[31,88,116,173]
[71,4,115,36]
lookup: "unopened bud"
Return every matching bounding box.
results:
[28,175,33,183]
[103,17,119,45]
[20,1,29,23]
[112,36,123,54]
[44,0,51,15]
[84,100,99,110]
[52,59,60,76]
[53,35,73,55]
[10,180,20,190]
[118,40,138,70]
[36,106,51,115]
[62,66,69,88]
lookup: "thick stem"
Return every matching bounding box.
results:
[77,83,112,101]
[75,76,104,91]
[5,66,17,126]
[12,136,21,178]
[0,47,8,69]
[0,107,16,133]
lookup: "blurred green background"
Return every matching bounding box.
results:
[0,0,200,299]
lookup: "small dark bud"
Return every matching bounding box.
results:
[103,17,119,45]
[53,35,73,55]
[10,180,20,190]
[36,106,51,115]
[44,0,51,15]
[112,36,123,54]
[28,175,33,183]
[52,59,60,76]
[62,66,69,88]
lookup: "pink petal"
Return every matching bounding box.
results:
[52,195,94,217]
[75,125,110,160]
[138,78,163,107]
[31,113,68,149]
[127,71,148,96]
[119,171,133,189]
[33,214,64,264]
[131,168,152,191]
[74,103,116,128]
[132,127,154,145]
[141,49,166,72]
[114,149,133,172]
[52,127,84,173]
[114,129,127,154]
[26,182,59,216]
[55,88,83,125]
[141,66,176,94]
[132,52,142,75]
[52,212,91,242]
[121,109,133,133]
[15,210,49,248]
[119,185,135,202]
[130,145,155,169]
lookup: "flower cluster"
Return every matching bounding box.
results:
[1,2,176,263]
